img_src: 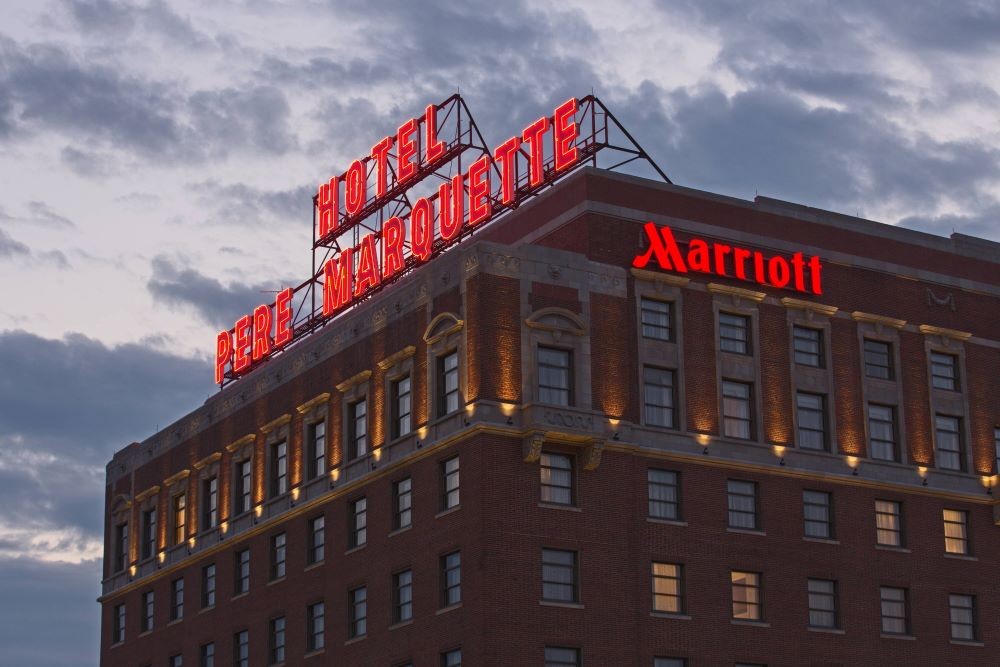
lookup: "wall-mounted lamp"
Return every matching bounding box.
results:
[846,456,860,476]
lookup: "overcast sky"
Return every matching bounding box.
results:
[2,1,999,664]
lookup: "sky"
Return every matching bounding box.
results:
[1,1,999,664]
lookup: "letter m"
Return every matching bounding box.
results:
[322,250,353,316]
[632,222,688,273]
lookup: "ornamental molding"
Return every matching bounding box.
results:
[336,370,372,393]
[707,283,766,303]
[377,346,417,371]
[851,311,906,329]
[918,324,972,341]
[225,434,257,452]
[296,393,331,414]
[630,267,691,287]
[260,413,292,434]
[423,312,464,345]
[583,438,605,471]
[134,485,160,502]
[779,297,838,317]
[192,452,222,470]
[163,469,190,487]
[523,434,544,463]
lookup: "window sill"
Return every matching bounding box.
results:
[944,553,977,561]
[266,576,286,587]
[538,502,582,512]
[539,600,584,609]
[231,592,249,601]
[731,619,769,627]
[651,612,691,620]
[167,618,183,627]
[388,526,412,537]
[950,640,984,647]
[436,603,462,615]
[880,633,916,641]
[110,641,124,649]
[875,545,911,553]
[198,605,215,614]
[344,635,366,646]
[389,620,414,630]
[808,627,845,635]
[435,506,461,519]
[647,518,687,527]
[344,544,367,555]
[304,649,326,658]
[138,630,152,638]
[727,528,766,536]
[802,537,839,545]
[305,561,325,572]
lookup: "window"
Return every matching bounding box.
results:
[393,569,413,623]
[141,507,157,560]
[807,579,838,629]
[540,452,573,505]
[935,415,964,471]
[304,515,324,565]
[307,420,326,480]
[542,548,577,603]
[112,603,125,643]
[651,562,684,614]
[441,551,461,607]
[731,571,762,620]
[438,350,460,416]
[545,646,581,667]
[270,533,286,580]
[441,456,460,510]
[641,297,673,341]
[349,586,367,638]
[201,476,218,530]
[949,594,977,641]
[200,643,214,667]
[803,490,833,539]
[233,630,249,667]
[441,649,461,667]
[868,404,897,461]
[393,478,412,530]
[719,312,750,354]
[875,500,903,547]
[538,346,572,406]
[727,480,758,530]
[141,590,154,632]
[307,601,325,652]
[169,656,182,667]
[234,549,249,595]
[348,398,368,460]
[172,493,186,545]
[201,564,216,608]
[349,498,367,548]
[648,469,680,521]
[391,376,412,439]
[654,660,687,667]
[864,339,893,380]
[995,428,1000,474]
[793,326,823,367]
[170,577,184,620]
[114,521,128,572]
[722,380,753,440]
[269,440,288,498]
[234,459,252,515]
[943,509,969,555]
[268,616,285,665]
[930,352,959,391]
[880,586,909,635]
[796,392,827,450]
[643,367,676,428]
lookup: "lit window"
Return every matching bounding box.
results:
[441,457,460,510]
[440,649,462,667]
[172,493,186,545]
[170,577,184,620]
[796,392,827,451]
[234,459,252,515]
[731,571,762,620]
[935,415,964,471]
[201,476,218,530]
[879,586,909,635]
[807,579,838,629]
[538,347,573,406]
[943,509,969,555]
[651,562,684,614]
[270,533,286,580]
[349,586,367,638]
[113,521,128,573]
[863,339,893,380]
[803,490,833,539]
[793,326,823,367]
[949,594,977,641]
[393,478,412,530]
[719,312,750,355]
[930,352,959,391]
[542,548,578,603]
[141,590,154,632]
[201,563,215,608]
[307,601,325,652]
[349,497,367,548]
[438,351,460,416]
[544,646,581,667]
[141,507,157,560]
[640,297,673,341]
[199,642,214,667]
[722,380,754,440]
[234,549,249,595]
[307,421,326,480]
[268,616,285,665]
[112,603,125,644]
[867,404,897,461]
[308,515,325,565]
[393,569,413,623]
[875,500,903,547]
[727,480,758,530]
[643,367,676,429]
[441,551,461,607]
[648,469,680,521]
[348,398,368,460]
[391,376,412,439]
[233,630,249,667]
[540,452,573,505]
[269,440,288,498]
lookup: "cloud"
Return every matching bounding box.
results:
[0,228,30,258]
[62,0,212,49]
[189,180,312,226]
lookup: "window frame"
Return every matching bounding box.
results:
[349,585,367,639]
[141,506,157,561]
[643,365,677,429]
[233,458,252,516]
[949,593,977,641]
[268,615,285,666]
[934,414,965,471]
[795,392,828,451]
[807,578,838,629]
[390,374,412,440]
[640,297,674,342]
[268,439,288,499]
[867,403,898,462]
[270,532,286,580]
[544,646,582,667]
[863,338,894,380]
[541,548,578,603]
[719,311,751,355]
[440,456,460,511]
[308,514,325,565]
[731,570,763,621]
[930,351,959,391]
[349,497,367,548]
[140,589,154,633]
[437,350,461,417]
[539,451,575,506]
[201,563,216,609]
[792,325,824,367]
[879,586,910,635]
[392,568,414,624]
[727,479,759,531]
[171,492,186,546]
[393,477,412,531]
[307,600,325,652]
[651,561,684,615]
[721,380,754,440]
[234,548,250,596]
[440,551,461,608]
[943,509,970,555]
[170,576,184,620]
[875,499,904,547]
[802,489,833,539]
[201,475,218,532]
[537,345,574,407]
[647,469,681,521]
[347,397,369,461]
[306,419,326,481]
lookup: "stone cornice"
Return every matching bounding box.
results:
[630,267,691,287]
[780,297,838,316]
[163,470,190,487]
[851,311,907,329]
[225,434,256,452]
[377,346,416,371]
[707,283,766,303]
[296,393,331,415]
[192,452,222,470]
[918,324,973,341]
[336,370,372,393]
[260,414,292,434]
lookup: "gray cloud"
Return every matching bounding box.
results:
[0,228,30,258]
[189,180,312,226]
[63,0,212,49]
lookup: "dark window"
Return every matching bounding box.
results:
[807,579,838,629]
[542,548,577,603]
[864,339,893,380]
[112,603,125,643]
[868,404,897,461]
[200,642,215,667]
[440,649,462,667]
[270,533,286,580]
[393,478,412,530]
[796,392,827,450]
[647,469,680,521]
[441,551,461,607]
[875,500,903,547]
[234,549,249,595]
[169,655,182,667]
[935,414,964,471]
[949,594,977,641]
[438,351,460,416]
[269,441,288,498]
[114,521,128,572]
[233,630,249,667]
[995,427,1000,474]
[731,571,762,620]
[201,476,218,530]
[880,586,909,635]
[943,509,969,555]
[654,659,687,667]
[719,312,750,354]
[307,421,326,480]
[652,562,683,614]
[540,452,573,505]
[170,577,184,620]
[348,398,368,460]
[544,646,581,667]
[793,326,823,367]
[141,507,157,560]
[803,490,833,539]
[930,352,959,391]
[393,569,413,623]
[349,498,367,548]
[538,347,572,406]
[141,590,154,632]
[308,515,325,565]
[349,586,367,638]
[727,480,758,530]
[441,456,460,510]
[234,459,252,515]
[643,366,676,428]
[307,601,325,652]
[268,616,285,665]
[391,376,412,439]
[722,380,754,440]
[640,297,673,341]
[201,563,215,608]
[172,493,186,545]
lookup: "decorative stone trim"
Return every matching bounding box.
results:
[225,434,256,453]
[163,470,190,487]
[523,434,544,463]
[296,393,331,415]
[423,312,464,344]
[630,267,691,287]
[707,283,766,303]
[336,370,372,393]
[260,414,292,434]
[852,311,906,329]
[134,485,160,503]
[377,346,416,371]
[192,452,222,470]
[582,438,604,471]
[780,297,838,316]
[918,324,972,341]
[524,307,587,337]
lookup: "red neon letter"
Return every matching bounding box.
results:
[494,136,520,205]
[790,253,807,292]
[274,287,293,347]
[552,98,579,172]
[410,197,434,261]
[382,216,405,279]
[345,159,366,216]
[438,174,464,241]
[809,256,823,294]
[371,136,393,198]
[354,234,381,297]
[214,330,232,384]
[251,304,272,362]
[768,255,791,288]
[322,249,354,316]
[317,176,339,239]
[397,117,418,185]
[521,116,549,187]
[233,314,252,374]
[467,155,491,226]
[425,103,446,164]
[632,223,688,273]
